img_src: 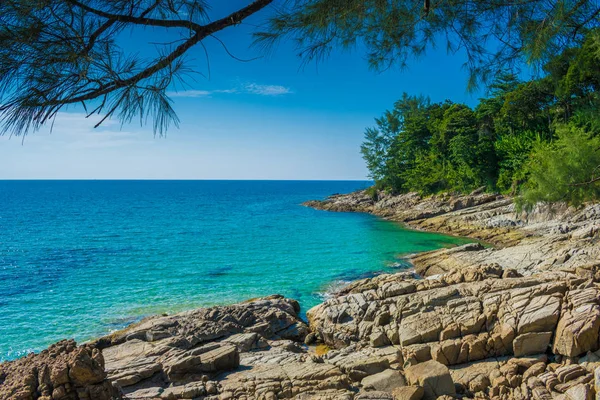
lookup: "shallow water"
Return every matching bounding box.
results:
[0,180,472,361]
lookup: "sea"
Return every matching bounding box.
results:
[0,180,472,361]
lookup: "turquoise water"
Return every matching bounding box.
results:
[0,180,471,361]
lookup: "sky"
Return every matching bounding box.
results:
[1,1,489,180]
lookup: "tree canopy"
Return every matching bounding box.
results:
[2,0,600,137]
[361,31,600,207]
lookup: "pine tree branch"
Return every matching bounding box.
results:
[570,164,600,187]
[570,176,600,187]
[65,0,205,31]
[45,0,274,106]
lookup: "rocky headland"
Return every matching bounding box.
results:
[4,190,600,400]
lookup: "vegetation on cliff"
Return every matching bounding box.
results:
[361,32,600,207]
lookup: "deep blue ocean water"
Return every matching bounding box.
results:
[0,180,471,361]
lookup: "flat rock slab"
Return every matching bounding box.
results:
[361,368,406,392]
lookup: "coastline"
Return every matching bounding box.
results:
[4,190,600,400]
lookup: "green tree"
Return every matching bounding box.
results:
[519,125,600,208]
[494,130,542,193]
[476,74,520,137]
[545,32,600,130]
[385,94,434,191]
[361,31,600,204]
[439,104,496,192]
[360,111,399,184]
[402,152,447,195]
[494,79,554,137]
[361,94,436,192]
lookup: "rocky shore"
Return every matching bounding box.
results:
[4,190,600,400]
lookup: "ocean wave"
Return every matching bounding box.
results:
[316,279,351,301]
[387,259,412,269]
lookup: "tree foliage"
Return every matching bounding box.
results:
[0,0,273,137]
[259,0,600,89]
[519,126,600,208]
[2,0,600,137]
[362,31,600,205]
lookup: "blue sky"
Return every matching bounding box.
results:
[1,1,488,180]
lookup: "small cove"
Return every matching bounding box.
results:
[0,180,473,361]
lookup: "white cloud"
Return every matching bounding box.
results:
[215,89,239,94]
[244,83,292,96]
[167,83,292,98]
[166,90,212,98]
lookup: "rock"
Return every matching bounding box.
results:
[532,386,553,400]
[513,332,553,356]
[356,391,395,400]
[161,382,206,399]
[160,343,239,379]
[308,264,579,366]
[12,189,600,400]
[435,395,456,400]
[556,364,588,383]
[68,347,107,386]
[449,358,500,395]
[595,367,600,399]
[0,340,121,400]
[98,296,312,397]
[217,362,351,399]
[223,332,259,352]
[324,345,400,382]
[102,339,162,387]
[404,360,456,400]
[344,356,391,381]
[553,288,600,357]
[370,330,390,348]
[565,383,594,400]
[305,332,317,345]
[517,294,562,334]
[523,362,547,381]
[361,369,406,392]
[392,386,424,400]
[97,295,308,349]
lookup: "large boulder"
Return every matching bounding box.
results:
[553,288,600,357]
[0,340,120,400]
[513,332,553,356]
[404,360,455,400]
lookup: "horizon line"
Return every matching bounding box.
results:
[0,178,373,182]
